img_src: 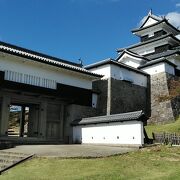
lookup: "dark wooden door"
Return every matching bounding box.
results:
[46,104,61,139]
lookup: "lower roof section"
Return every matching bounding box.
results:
[146,49,180,60]
[85,58,149,76]
[138,58,177,69]
[71,110,147,126]
[0,41,102,79]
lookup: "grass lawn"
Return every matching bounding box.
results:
[145,117,180,139]
[1,145,180,180]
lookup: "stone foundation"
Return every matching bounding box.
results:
[92,78,150,117]
[110,78,150,116]
[148,72,180,124]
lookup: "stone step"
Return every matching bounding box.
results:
[0,151,34,174]
[0,164,12,171]
[0,158,18,163]
[0,161,13,166]
[0,151,28,155]
[0,154,27,159]
[0,138,64,148]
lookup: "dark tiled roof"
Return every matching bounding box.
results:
[85,58,148,76]
[116,49,150,61]
[132,19,180,34]
[85,58,113,69]
[71,110,146,126]
[173,45,180,50]
[0,41,103,78]
[146,49,180,60]
[0,41,81,67]
[117,34,180,52]
[138,58,177,69]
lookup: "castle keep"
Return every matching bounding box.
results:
[116,11,180,124]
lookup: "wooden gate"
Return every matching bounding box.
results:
[28,104,40,137]
[46,104,61,139]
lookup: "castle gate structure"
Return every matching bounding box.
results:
[0,41,150,145]
[0,42,102,143]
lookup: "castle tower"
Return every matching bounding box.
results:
[117,11,180,124]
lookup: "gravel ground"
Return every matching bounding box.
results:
[1,144,138,157]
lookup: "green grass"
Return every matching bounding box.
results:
[1,145,180,180]
[145,117,180,139]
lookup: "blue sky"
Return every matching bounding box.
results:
[0,0,180,65]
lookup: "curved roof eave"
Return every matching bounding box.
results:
[132,19,180,34]
[0,41,103,79]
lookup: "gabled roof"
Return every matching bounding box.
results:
[116,49,150,62]
[138,58,177,69]
[132,19,180,34]
[71,110,146,126]
[0,41,103,78]
[146,49,180,60]
[117,33,180,52]
[139,11,162,29]
[85,58,148,76]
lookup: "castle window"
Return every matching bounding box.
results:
[155,44,170,53]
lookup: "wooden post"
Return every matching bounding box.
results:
[19,105,26,137]
[107,78,111,115]
[0,95,11,136]
[60,104,64,140]
[39,101,47,139]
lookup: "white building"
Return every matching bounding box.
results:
[72,111,146,147]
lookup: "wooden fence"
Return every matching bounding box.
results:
[152,132,180,145]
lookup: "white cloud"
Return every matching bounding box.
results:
[166,12,180,29]
[176,3,180,7]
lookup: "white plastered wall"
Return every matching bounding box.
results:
[142,62,175,75]
[73,121,144,146]
[88,64,111,79]
[119,58,141,68]
[118,53,143,68]
[89,64,147,87]
[111,65,147,87]
[0,54,93,89]
[143,17,158,28]
[168,57,180,70]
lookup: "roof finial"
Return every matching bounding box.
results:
[149,9,152,15]
[78,58,83,67]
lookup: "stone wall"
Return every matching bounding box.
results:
[110,78,150,116]
[171,96,180,119]
[92,78,150,117]
[92,79,108,116]
[64,104,98,143]
[148,72,180,124]
[168,75,180,120]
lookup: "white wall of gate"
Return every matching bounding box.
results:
[73,121,144,146]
